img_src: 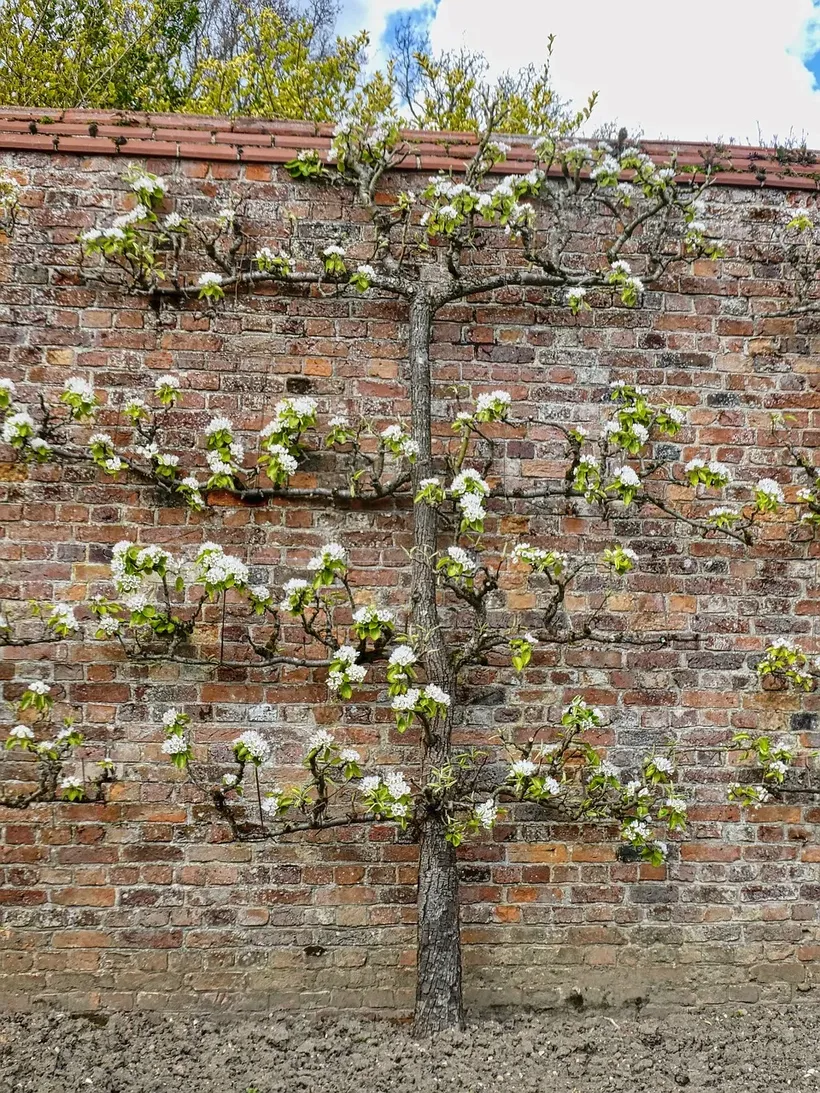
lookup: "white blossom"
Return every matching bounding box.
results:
[196,545,249,588]
[131,174,165,195]
[205,415,233,436]
[64,377,95,400]
[475,798,498,829]
[615,465,641,488]
[197,271,223,287]
[8,725,33,740]
[124,592,150,613]
[26,681,50,695]
[2,411,34,442]
[385,771,411,799]
[648,755,674,774]
[307,729,335,752]
[307,542,347,570]
[206,451,234,476]
[234,730,271,764]
[450,468,490,497]
[424,684,450,707]
[757,478,784,503]
[590,155,621,179]
[49,604,79,632]
[665,796,688,811]
[154,374,180,394]
[112,204,150,228]
[622,820,653,841]
[339,748,360,763]
[389,645,416,667]
[475,390,511,415]
[270,396,317,424]
[360,775,381,794]
[262,443,297,475]
[446,546,476,573]
[510,758,537,778]
[60,775,84,789]
[353,604,394,626]
[260,792,282,815]
[161,735,189,755]
[392,689,420,711]
[280,576,309,611]
[458,493,486,524]
[327,670,346,692]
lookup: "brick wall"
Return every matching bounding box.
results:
[1,113,820,1016]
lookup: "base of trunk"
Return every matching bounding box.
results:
[413,816,465,1036]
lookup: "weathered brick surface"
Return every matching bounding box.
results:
[1,135,820,1016]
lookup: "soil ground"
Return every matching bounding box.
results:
[1,1005,819,1092]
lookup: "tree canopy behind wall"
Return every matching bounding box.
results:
[0,0,577,131]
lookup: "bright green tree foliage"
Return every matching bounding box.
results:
[0,0,200,110]
[0,0,577,134]
[184,11,367,121]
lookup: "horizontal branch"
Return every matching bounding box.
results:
[127,651,333,669]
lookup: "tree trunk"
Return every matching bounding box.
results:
[408,295,465,1035]
[414,812,465,1035]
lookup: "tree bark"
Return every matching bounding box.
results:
[408,296,449,684]
[414,811,465,1035]
[408,295,465,1035]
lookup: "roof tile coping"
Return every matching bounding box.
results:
[0,107,817,190]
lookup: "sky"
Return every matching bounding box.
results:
[337,0,820,145]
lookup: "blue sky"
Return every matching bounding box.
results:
[337,0,820,144]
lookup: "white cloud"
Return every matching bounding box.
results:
[337,0,436,55]
[420,0,820,144]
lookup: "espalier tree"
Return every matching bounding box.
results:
[2,102,820,1035]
